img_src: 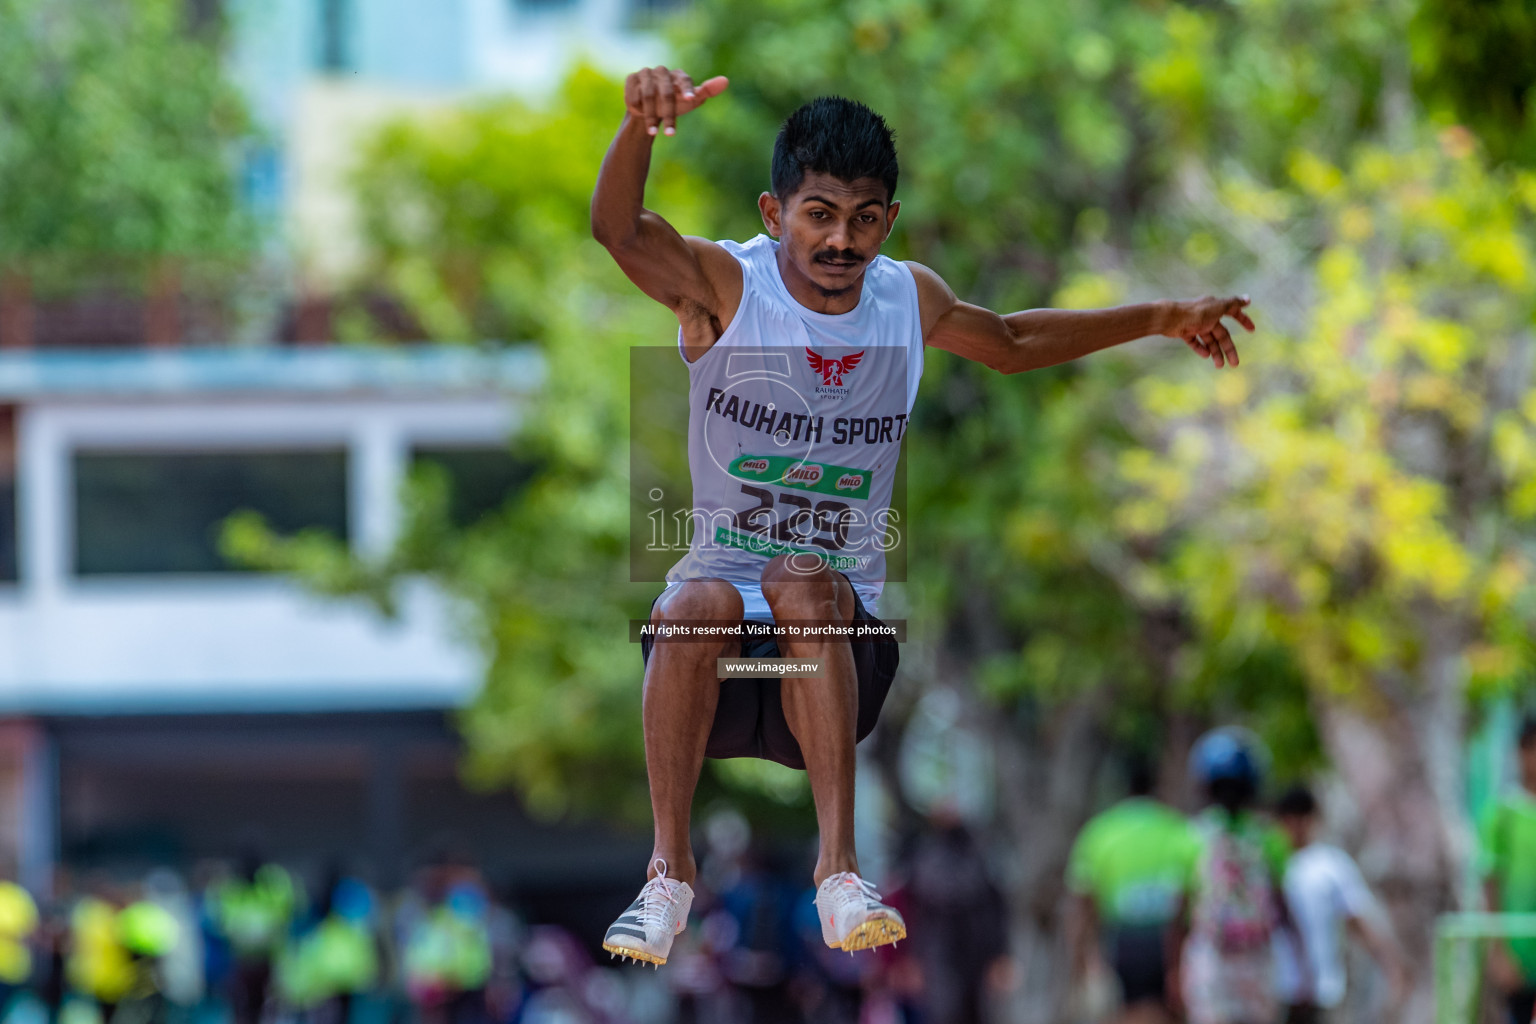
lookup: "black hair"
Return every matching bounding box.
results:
[1275,784,1318,818]
[1208,775,1256,816]
[1126,755,1156,797]
[771,96,898,202]
[1520,716,1536,749]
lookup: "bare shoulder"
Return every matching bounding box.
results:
[904,261,959,338]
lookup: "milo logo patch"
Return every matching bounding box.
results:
[784,464,823,485]
[727,455,872,499]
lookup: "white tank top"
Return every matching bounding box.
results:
[664,234,924,621]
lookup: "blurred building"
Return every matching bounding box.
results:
[0,348,648,939]
[228,0,673,288]
[0,2,669,946]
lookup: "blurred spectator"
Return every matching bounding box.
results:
[117,889,181,1024]
[658,921,725,1024]
[711,845,799,1024]
[399,860,492,1024]
[790,887,868,1024]
[906,811,1008,1024]
[277,867,379,1024]
[36,871,75,1024]
[1272,784,1408,1024]
[1066,759,1189,1024]
[208,849,301,1024]
[141,870,204,1019]
[66,886,136,1024]
[1482,717,1536,1024]
[0,869,39,1014]
[519,925,605,1024]
[0,848,982,1024]
[1173,728,1295,1024]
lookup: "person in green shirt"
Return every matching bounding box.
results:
[1482,716,1536,1024]
[1067,759,1194,1024]
[209,852,301,1024]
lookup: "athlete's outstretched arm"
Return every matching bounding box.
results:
[592,67,739,360]
[908,262,1255,373]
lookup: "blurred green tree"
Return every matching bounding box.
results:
[1074,138,1536,1005]
[1412,0,1536,166]
[0,0,257,343]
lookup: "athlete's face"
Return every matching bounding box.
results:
[759,172,899,300]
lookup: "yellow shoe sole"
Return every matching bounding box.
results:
[602,941,667,966]
[834,917,907,952]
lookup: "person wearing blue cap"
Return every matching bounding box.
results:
[1171,728,1302,1024]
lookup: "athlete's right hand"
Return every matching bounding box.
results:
[625,66,728,138]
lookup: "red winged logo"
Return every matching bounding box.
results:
[805,348,864,387]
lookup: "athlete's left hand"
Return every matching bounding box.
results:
[1161,296,1255,369]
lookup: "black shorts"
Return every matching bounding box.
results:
[639,577,899,770]
[1107,923,1168,1006]
[1508,988,1536,1024]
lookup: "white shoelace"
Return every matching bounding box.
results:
[638,858,685,934]
[823,871,884,916]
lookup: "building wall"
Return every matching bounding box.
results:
[0,346,542,894]
[229,0,669,285]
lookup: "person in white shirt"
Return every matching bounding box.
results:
[1273,785,1409,1024]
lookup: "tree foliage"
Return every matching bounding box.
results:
[0,0,255,290]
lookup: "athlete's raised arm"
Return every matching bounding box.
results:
[907,261,1256,372]
[592,67,739,361]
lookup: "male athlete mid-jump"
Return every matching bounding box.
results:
[591,67,1255,965]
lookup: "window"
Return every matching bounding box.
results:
[0,480,14,583]
[410,446,533,528]
[73,450,349,575]
[628,0,688,27]
[317,0,351,72]
[513,0,577,14]
[0,407,14,583]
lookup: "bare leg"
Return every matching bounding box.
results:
[761,553,859,886]
[643,578,742,885]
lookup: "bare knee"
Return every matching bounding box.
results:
[653,578,744,626]
[760,554,852,622]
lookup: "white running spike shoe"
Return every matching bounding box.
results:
[602,858,694,966]
[814,871,907,952]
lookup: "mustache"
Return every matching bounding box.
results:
[813,248,862,263]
